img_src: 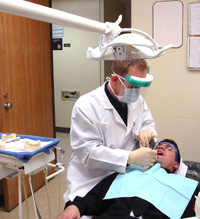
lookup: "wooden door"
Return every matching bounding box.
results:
[0,0,55,211]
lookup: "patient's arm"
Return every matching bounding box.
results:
[64,172,118,216]
[56,205,80,219]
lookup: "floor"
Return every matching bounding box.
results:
[0,132,72,219]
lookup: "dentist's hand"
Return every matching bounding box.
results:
[127,147,157,169]
[56,205,80,219]
[139,129,155,147]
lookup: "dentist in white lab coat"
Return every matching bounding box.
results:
[58,60,157,219]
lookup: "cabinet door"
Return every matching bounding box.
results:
[0,0,55,211]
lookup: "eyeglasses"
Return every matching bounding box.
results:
[118,76,140,89]
[153,142,179,162]
[153,142,177,152]
[113,73,138,89]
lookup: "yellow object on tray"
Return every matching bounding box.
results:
[24,140,41,150]
[1,133,16,141]
[0,141,6,150]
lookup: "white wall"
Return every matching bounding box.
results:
[52,0,103,128]
[132,0,200,161]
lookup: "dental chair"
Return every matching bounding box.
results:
[184,160,200,190]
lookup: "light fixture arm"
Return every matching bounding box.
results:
[0,0,173,60]
[0,0,115,35]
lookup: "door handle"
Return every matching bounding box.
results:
[4,102,12,109]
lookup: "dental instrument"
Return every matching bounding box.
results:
[5,137,21,143]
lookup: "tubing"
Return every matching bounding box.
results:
[46,163,65,181]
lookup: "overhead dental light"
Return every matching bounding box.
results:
[87,27,173,61]
[0,0,173,61]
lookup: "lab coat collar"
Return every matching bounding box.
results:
[102,82,125,125]
[101,81,116,110]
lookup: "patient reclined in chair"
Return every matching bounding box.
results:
[59,139,199,219]
[65,164,198,219]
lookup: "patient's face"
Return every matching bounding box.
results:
[155,142,179,172]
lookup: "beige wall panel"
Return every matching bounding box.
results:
[153,115,200,161]
[132,0,200,161]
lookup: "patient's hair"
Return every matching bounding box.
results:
[160,139,181,164]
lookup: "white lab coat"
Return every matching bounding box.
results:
[63,82,156,203]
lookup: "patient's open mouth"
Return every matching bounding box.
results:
[157,150,164,156]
